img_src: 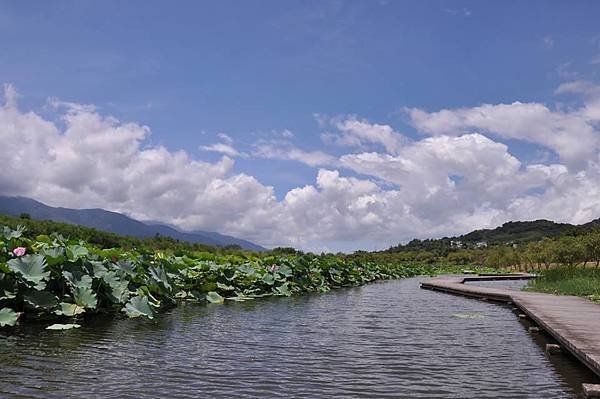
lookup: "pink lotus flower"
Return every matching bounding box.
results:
[12,247,26,257]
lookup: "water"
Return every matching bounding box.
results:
[1,277,598,398]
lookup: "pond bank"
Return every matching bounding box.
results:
[421,274,600,381]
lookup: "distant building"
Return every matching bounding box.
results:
[450,240,463,249]
[475,241,488,248]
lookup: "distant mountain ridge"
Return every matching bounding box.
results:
[0,196,265,251]
[386,218,600,253]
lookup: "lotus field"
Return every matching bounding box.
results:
[0,225,452,330]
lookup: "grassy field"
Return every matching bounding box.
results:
[525,267,600,302]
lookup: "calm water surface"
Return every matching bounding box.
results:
[1,277,598,398]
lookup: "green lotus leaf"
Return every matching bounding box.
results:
[262,274,275,285]
[275,283,292,297]
[0,307,18,327]
[24,290,58,310]
[35,234,52,244]
[221,268,236,281]
[40,247,65,266]
[123,296,154,319]
[200,282,217,293]
[277,265,293,277]
[226,294,251,302]
[102,271,130,303]
[63,271,93,290]
[7,254,50,290]
[74,286,98,309]
[55,302,85,317]
[67,244,89,261]
[149,266,171,291]
[91,261,108,278]
[237,264,257,277]
[46,323,81,330]
[216,282,236,291]
[206,291,224,304]
[114,260,136,276]
[1,225,25,240]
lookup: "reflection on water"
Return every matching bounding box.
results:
[1,277,598,398]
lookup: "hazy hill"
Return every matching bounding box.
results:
[386,218,600,253]
[0,196,265,251]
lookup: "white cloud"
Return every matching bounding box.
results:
[200,142,242,157]
[321,116,408,154]
[200,133,246,157]
[1,84,600,252]
[216,132,233,144]
[281,129,295,138]
[253,140,336,167]
[405,85,600,168]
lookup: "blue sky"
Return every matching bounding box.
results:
[1,1,600,251]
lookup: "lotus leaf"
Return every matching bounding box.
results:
[216,282,235,291]
[40,247,66,266]
[102,271,130,303]
[74,286,98,309]
[206,291,224,304]
[277,265,293,277]
[275,283,292,297]
[24,290,58,310]
[67,244,89,261]
[0,307,18,327]
[46,323,81,330]
[123,296,154,319]
[55,302,85,317]
[262,274,275,285]
[63,271,93,291]
[149,266,171,291]
[7,255,49,290]
[1,225,25,240]
[91,261,108,278]
[114,260,136,276]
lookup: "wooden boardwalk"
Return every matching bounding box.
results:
[420,274,600,378]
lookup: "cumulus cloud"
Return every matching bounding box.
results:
[1,83,600,252]
[0,86,279,244]
[405,84,600,168]
[321,116,408,154]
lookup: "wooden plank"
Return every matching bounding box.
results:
[420,274,600,378]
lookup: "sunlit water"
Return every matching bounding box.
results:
[1,277,598,398]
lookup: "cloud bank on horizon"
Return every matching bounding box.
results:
[1,82,599,252]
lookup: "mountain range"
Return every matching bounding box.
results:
[385,217,600,253]
[0,196,265,251]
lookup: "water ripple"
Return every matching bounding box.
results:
[0,277,598,398]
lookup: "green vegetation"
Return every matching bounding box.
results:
[2,209,598,330]
[0,224,462,329]
[525,267,600,302]
[385,218,600,256]
[0,214,243,254]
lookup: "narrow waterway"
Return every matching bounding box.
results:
[1,277,598,398]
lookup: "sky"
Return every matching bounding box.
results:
[1,1,600,252]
